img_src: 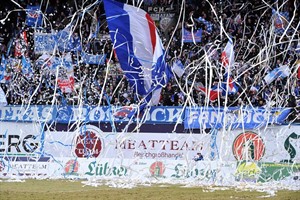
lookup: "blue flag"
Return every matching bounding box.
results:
[26,5,43,27]
[0,55,6,81]
[81,52,107,65]
[182,28,202,43]
[22,56,33,77]
[56,25,82,52]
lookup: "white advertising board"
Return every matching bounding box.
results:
[43,125,212,161]
[217,126,300,163]
[0,122,299,185]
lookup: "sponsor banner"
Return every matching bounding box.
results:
[217,126,300,163]
[31,157,236,182]
[235,161,300,183]
[0,158,51,178]
[0,122,299,183]
[0,122,44,156]
[2,156,298,183]
[34,33,56,54]
[43,125,210,160]
[185,107,291,129]
[0,122,51,178]
[182,28,202,43]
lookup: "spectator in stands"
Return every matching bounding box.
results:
[193,152,204,161]
[0,0,299,123]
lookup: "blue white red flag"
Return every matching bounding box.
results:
[103,0,171,108]
[221,39,234,70]
[14,31,28,58]
[296,60,300,80]
[195,82,221,102]
[221,73,238,95]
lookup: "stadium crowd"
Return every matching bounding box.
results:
[0,0,299,121]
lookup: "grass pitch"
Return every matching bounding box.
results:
[0,179,299,200]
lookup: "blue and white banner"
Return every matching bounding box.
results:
[0,106,183,124]
[0,106,290,130]
[184,107,291,129]
[34,33,56,54]
[81,52,107,65]
[182,28,202,43]
[26,5,43,27]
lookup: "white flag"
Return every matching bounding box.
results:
[0,86,7,107]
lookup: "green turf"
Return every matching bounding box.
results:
[0,179,299,200]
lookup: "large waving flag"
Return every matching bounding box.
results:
[221,40,234,69]
[103,0,171,107]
